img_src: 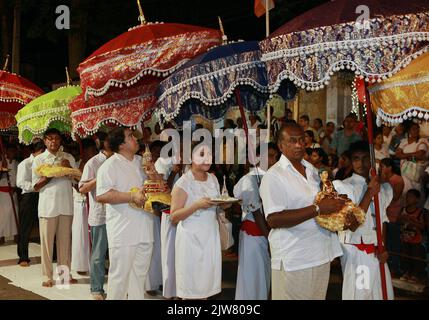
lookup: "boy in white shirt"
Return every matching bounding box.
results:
[333,141,394,300]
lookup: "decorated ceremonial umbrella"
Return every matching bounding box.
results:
[368,51,429,125]
[0,56,44,132]
[155,40,272,128]
[16,76,81,144]
[71,1,222,138]
[259,0,429,299]
[0,56,43,230]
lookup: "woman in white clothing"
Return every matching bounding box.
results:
[170,143,225,299]
[396,123,428,196]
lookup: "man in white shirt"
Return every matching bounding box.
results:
[96,127,154,300]
[32,128,77,287]
[259,123,345,300]
[79,133,113,300]
[333,141,394,300]
[16,141,45,267]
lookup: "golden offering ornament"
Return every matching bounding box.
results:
[129,145,171,213]
[36,164,82,179]
[314,170,366,232]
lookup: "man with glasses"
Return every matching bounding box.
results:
[32,128,77,287]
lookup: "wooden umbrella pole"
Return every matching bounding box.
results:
[2,54,10,71]
[65,67,72,86]
[137,0,147,25]
[364,86,388,300]
[0,136,19,231]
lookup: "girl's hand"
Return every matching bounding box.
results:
[194,197,215,210]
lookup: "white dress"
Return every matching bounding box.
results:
[174,170,222,299]
[0,160,18,238]
[233,168,270,300]
[145,214,162,291]
[398,138,428,195]
[71,188,90,272]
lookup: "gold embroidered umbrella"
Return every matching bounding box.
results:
[369,51,429,125]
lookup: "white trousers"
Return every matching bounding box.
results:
[71,197,90,272]
[340,243,394,300]
[107,242,153,300]
[145,215,162,291]
[235,231,270,300]
[160,212,176,298]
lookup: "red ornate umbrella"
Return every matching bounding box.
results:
[70,82,156,138]
[0,57,44,131]
[71,4,221,138]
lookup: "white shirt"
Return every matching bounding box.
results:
[79,152,107,227]
[259,154,342,272]
[233,167,265,222]
[374,144,389,162]
[32,150,76,218]
[333,173,393,245]
[155,156,189,186]
[398,138,429,164]
[154,156,175,181]
[97,153,154,248]
[16,154,35,193]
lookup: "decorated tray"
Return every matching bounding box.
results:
[36,164,82,178]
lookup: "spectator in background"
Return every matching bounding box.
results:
[249,113,261,130]
[389,123,406,156]
[150,123,162,142]
[382,125,394,147]
[330,113,362,157]
[304,130,320,149]
[399,189,426,283]
[0,144,18,245]
[142,127,152,145]
[16,141,45,266]
[299,115,317,138]
[396,123,428,196]
[333,150,353,181]
[312,118,324,142]
[380,158,405,278]
[310,148,330,172]
[374,130,389,171]
[320,122,335,154]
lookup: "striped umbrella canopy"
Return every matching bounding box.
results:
[369,51,429,125]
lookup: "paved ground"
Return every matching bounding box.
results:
[0,240,427,300]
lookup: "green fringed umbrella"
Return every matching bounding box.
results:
[15,84,81,144]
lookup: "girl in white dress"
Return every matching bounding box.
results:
[170,144,223,299]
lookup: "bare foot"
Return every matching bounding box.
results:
[42,280,54,287]
[19,261,30,267]
[92,293,105,300]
